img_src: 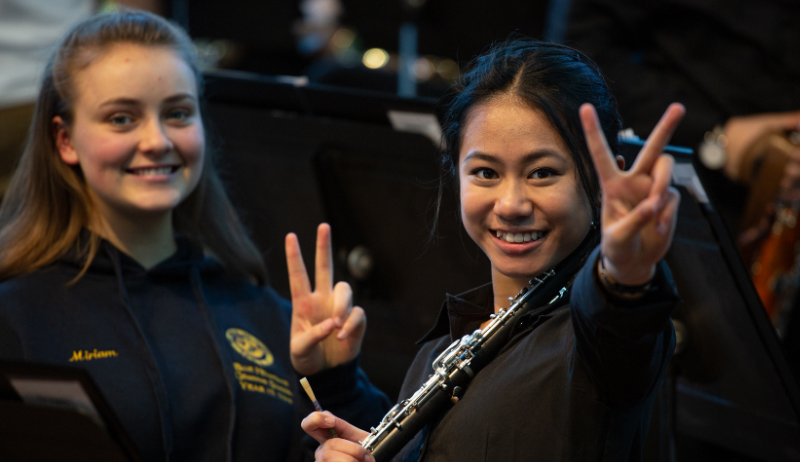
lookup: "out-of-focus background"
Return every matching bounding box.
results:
[2,1,800,461]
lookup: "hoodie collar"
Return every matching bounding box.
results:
[60,229,221,278]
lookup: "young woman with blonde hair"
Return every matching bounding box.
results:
[0,10,387,461]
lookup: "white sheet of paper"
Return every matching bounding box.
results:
[10,378,102,424]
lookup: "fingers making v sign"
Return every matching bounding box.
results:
[580,103,686,286]
[286,223,366,376]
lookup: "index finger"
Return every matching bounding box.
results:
[301,411,370,443]
[580,103,618,184]
[285,232,312,302]
[315,223,333,293]
[630,103,685,174]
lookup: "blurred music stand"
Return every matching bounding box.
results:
[0,361,142,462]
[619,139,800,462]
[203,71,490,400]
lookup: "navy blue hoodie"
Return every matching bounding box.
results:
[0,236,390,461]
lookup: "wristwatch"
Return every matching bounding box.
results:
[699,125,728,170]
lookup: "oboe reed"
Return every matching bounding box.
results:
[299,377,338,438]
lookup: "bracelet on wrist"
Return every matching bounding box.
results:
[596,256,655,297]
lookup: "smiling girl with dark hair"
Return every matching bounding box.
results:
[302,38,684,462]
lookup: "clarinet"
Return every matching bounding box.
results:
[360,269,572,461]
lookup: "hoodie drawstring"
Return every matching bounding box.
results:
[107,244,175,460]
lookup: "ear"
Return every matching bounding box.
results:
[52,115,79,165]
[615,154,626,171]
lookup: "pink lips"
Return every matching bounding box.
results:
[491,229,547,255]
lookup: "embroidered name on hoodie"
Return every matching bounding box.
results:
[69,349,119,362]
[226,328,274,366]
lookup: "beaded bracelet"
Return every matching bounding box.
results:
[596,255,655,297]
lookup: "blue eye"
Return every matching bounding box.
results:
[472,167,498,179]
[110,115,132,125]
[167,109,190,120]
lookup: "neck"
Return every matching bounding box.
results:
[491,272,532,314]
[89,206,177,270]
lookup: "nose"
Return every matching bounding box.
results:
[138,118,174,156]
[494,180,533,221]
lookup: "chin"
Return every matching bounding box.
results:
[122,199,183,217]
[495,262,548,281]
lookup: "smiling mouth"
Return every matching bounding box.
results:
[495,230,546,243]
[125,166,180,176]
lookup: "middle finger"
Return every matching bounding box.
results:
[631,103,685,174]
[315,223,334,293]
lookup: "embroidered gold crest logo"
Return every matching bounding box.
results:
[225,328,274,366]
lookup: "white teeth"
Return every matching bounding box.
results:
[496,230,544,243]
[131,167,174,175]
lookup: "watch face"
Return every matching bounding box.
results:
[700,141,726,170]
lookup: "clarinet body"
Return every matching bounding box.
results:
[360,269,569,461]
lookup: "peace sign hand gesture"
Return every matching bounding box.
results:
[580,103,686,286]
[286,224,366,376]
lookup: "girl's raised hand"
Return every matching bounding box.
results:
[286,223,366,376]
[580,103,685,286]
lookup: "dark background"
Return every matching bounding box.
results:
[156,1,800,460]
[169,0,552,93]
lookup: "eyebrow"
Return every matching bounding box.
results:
[98,93,196,108]
[461,149,566,165]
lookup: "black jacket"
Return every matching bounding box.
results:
[393,246,679,461]
[0,237,390,461]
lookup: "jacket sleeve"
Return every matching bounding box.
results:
[262,286,390,461]
[292,357,391,460]
[570,245,680,408]
[300,356,391,424]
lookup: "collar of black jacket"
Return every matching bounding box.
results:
[416,227,599,345]
[416,283,494,345]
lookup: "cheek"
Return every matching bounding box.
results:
[459,184,489,236]
[73,130,132,169]
[554,189,592,240]
[175,125,205,164]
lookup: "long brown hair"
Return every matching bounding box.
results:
[0,10,268,285]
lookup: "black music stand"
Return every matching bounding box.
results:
[619,139,800,462]
[0,361,142,462]
[203,71,489,400]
